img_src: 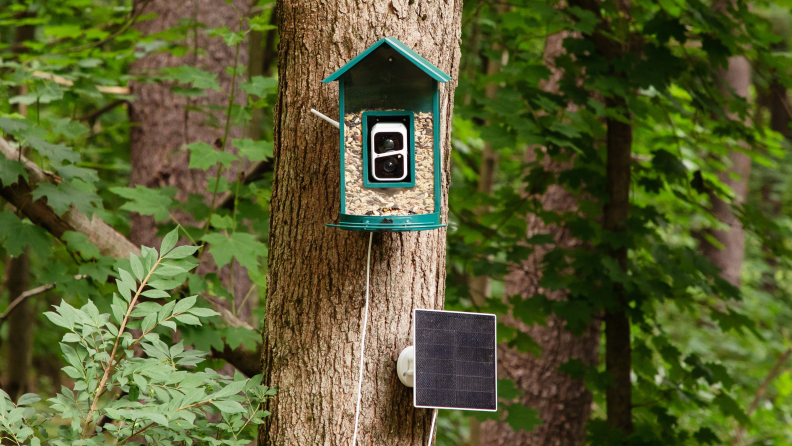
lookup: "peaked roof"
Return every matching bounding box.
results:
[322,37,451,83]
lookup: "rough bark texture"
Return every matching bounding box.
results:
[128,0,253,308]
[260,1,462,445]
[4,251,32,401]
[480,32,601,446]
[701,56,752,287]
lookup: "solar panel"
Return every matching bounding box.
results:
[413,309,497,411]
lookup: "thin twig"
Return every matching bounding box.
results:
[730,348,792,446]
[77,99,127,122]
[0,275,87,323]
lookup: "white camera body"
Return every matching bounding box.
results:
[370,122,408,182]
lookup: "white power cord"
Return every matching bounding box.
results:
[350,233,438,446]
[351,232,374,446]
[427,409,438,446]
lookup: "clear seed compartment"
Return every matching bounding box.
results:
[343,111,434,216]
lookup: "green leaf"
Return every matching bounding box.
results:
[55,164,99,185]
[130,254,145,281]
[210,214,234,229]
[0,212,51,258]
[248,16,277,33]
[119,268,138,291]
[694,427,720,445]
[713,393,749,424]
[62,231,100,260]
[142,412,168,427]
[49,118,89,139]
[187,141,237,170]
[208,26,245,46]
[497,379,523,400]
[232,138,272,161]
[153,264,188,277]
[165,245,199,259]
[110,186,173,222]
[128,384,140,402]
[174,295,197,314]
[31,182,100,217]
[210,400,246,414]
[147,279,182,290]
[131,301,162,317]
[0,157,27,185]
[16,394,40,406]
[174,314,201,325]
[210,380,247,399]
[160,227,179,256]
[111,304,126,325]
[188,307,220,318]
[504,402,541,433]
[239,75,277,97]
[26,136,80,165]
[141,313,158,333]
[201,232,267,270]
[141,289,170,298]
[161,65,220,91]
[0,117,28,134]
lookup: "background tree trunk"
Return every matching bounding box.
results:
[260,1,462,445]
[700,56,752,287]
[129,0,253,313]
[468,39,505,446]
[4,251,32,401]
[3,16,38,402]
[480,32,601,446]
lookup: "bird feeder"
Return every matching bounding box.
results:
[319,37,451,232]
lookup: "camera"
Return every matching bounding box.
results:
[370,122,408,182]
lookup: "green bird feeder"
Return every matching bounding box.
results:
[313,37,451,232]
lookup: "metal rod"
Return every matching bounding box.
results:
[310,108,340,129]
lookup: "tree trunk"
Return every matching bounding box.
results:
[260,2,462,445]
[129,0,253,311]
[480,32,601,446]
[602,94,633,434]
[4,16,37,402]
[4,251,32,401]
[699,56,752,287]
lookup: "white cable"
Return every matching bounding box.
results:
[351,232,374,446]
[427,409,438,446]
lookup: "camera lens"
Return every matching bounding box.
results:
[383,139,395,150]
[383,159,397,172]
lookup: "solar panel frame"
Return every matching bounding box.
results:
[412,309,498,412]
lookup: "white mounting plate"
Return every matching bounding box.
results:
[397,346,415,387]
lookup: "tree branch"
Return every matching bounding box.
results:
[77,99,127,122]
[0,137,259,359]
[0,275,87,324]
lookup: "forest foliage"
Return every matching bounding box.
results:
[0,0,791,445]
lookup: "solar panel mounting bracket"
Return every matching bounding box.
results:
[397,346,415,387]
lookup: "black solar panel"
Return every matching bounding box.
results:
[413,309,497,411]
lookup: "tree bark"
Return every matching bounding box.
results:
[260,1,462,445]
[700,56,752,287]
[128,0,253,310]
[480,32,601,446]
[4,251,32,401]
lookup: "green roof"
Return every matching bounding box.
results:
[322,37,451,84]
